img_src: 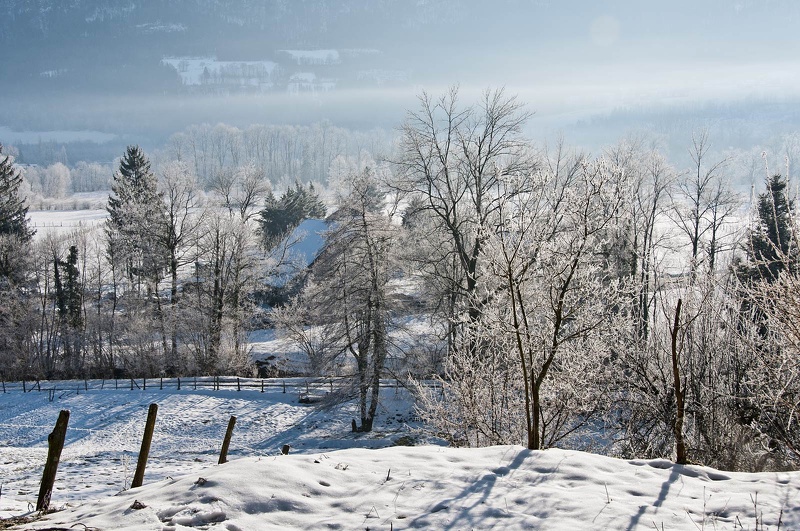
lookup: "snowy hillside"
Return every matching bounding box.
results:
[0,381,419,521]
[1,384,799,530]
[13,443,800,530]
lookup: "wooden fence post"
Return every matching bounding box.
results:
[218,416,237,464]
[36,410,70,511]
[177,377,181,391]
[131,403,158,488]
[237,378,240,392]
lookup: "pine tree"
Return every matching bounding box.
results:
[106,146,167,287]
[258,181,326,249]
[0,144,35,378]
[737,174,796,283]
[0,144,35,242]
[54,245,84,376]
[0,144,35,282]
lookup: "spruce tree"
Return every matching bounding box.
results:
[106,146,167,286]
[258,181,326,249]
[0,144,35,243]
[737,174,796,283]
[54,245,84,375]
[0,144,35,282]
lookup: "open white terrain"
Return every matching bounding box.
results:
[1,382,798,530]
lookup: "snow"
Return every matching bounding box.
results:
[161,57,278,88]
[267,218,328,287]
[2,382,799,529]
[279,50,341,66]
[27,209,108,239]
[0,380,419,524]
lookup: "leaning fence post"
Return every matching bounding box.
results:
[131,403,158,488]
[218,416,237,464]
[36,410,70,511]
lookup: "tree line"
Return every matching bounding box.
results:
[1,86,799,470]
[0,142,325,381]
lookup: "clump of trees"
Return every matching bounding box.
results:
[0,143,326,380]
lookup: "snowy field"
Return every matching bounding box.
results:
[0,382,418,527]
[28,209,108,239]
[1,384,799,530]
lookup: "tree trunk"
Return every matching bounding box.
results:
[671,299,687,464]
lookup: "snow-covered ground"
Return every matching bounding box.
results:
[1,383,799,530]
[0,382,418,524]
[28,209,108,239]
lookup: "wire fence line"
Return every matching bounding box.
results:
[0,376,421,398]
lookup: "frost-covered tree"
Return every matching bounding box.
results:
[0,144,35,245]
[279,168,398,431]
[157,161,202,375]
[417,156,624,450]
[106,146,168,291]
[395,87,535,357]
[672,131,739,282]
[0,144,37,378]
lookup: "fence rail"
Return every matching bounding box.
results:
[0,376,416,398]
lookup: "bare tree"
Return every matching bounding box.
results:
[417,155,624,450]
[394,86,535,357]
[279,168,399,431]
[158,161,202,374]
[672,130,739,281]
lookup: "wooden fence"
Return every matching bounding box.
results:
[0,376,417,400]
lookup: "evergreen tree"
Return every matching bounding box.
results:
[0,144,35,282]
[0,144,36,378]
[55,245,83,330]
[106,146,167,287]
[258,181,326,249]
[54,245,84,376]
[737,174,796,283]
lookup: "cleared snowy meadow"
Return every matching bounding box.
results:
[1,382,799,530]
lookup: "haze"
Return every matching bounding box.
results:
[1,0,799,161]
